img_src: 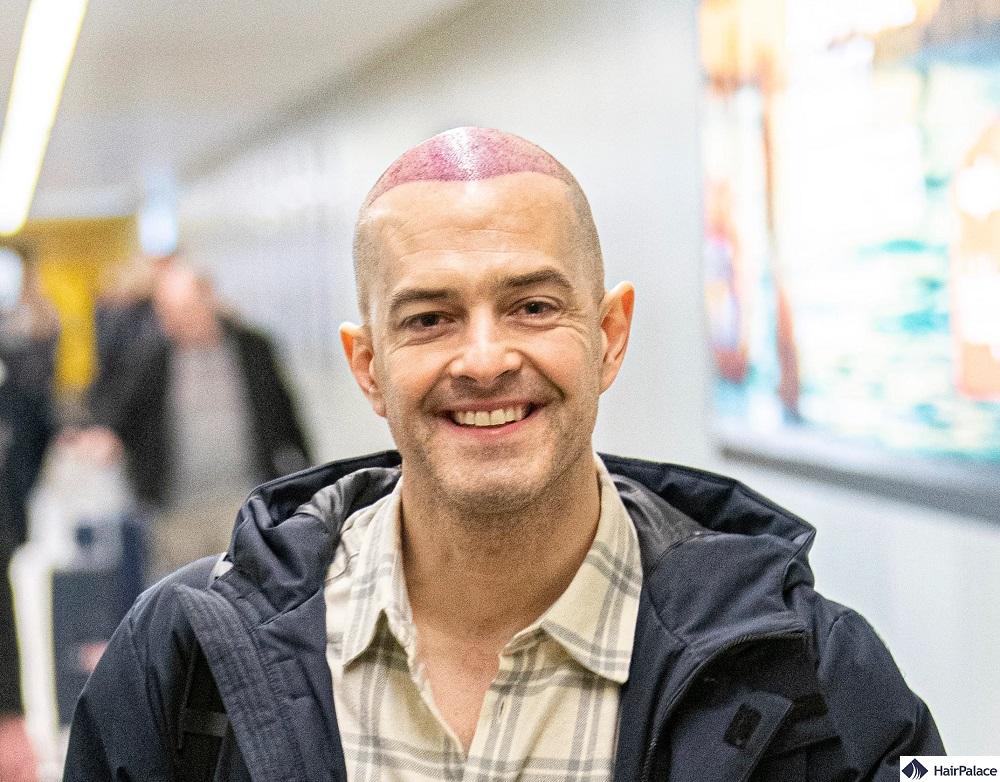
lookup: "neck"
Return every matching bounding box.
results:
[400,452,601,648]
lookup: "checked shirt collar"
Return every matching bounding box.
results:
[338,456,642,684]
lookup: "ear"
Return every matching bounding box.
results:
[598,282,635,393]
[339,322,386,417]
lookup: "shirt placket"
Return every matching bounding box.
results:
[462,633,541,782]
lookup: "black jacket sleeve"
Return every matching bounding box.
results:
[231,324,313,477]
[85,333,173,507]
[815,608,945,779]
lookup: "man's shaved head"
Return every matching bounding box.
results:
[353,127,604,318]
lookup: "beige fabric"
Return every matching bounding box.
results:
[167,338,254,505]
[318,457,642,782]
[149,489,245,581]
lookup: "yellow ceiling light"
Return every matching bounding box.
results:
[0,0,89,235]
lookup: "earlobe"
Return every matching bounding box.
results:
[339,322,386,417]
[598,282,635,393]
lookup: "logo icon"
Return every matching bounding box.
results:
[902,759,929,780]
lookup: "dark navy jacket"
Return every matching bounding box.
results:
[64,452,944,781]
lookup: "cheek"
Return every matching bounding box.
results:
[377,348,445,410]
[529,329,603,393]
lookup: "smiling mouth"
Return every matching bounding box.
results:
[449,404,533,428]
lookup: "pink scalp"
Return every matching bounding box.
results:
[365,127,571,205]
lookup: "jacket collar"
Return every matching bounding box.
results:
[229,450,816,626]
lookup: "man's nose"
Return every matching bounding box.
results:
[447,314,521,385]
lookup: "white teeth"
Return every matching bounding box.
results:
[451,405,529,427]
[505,406,524,423]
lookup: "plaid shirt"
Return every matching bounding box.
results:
[321,458,642,781]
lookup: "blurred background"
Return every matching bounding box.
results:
[0,0,997,776]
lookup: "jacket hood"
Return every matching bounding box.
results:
[225,451,817,641]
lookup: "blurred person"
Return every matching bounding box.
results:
[0,246,55,782]
[86,260,311,579]
[66,129,941,781]
[0,247,57,544]
[91,253,174,385]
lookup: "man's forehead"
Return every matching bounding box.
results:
[365,127,570,205]
[372,172,576,233]
[367,174,589,313]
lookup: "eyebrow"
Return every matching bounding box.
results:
[386,268,576,320]
[503,268,574,294]
[387,286,455,319]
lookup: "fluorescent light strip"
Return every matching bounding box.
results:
[0,0,89,235]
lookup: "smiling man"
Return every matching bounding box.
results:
[65,128,942,781]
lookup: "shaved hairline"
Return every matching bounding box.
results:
[352,128,604,320]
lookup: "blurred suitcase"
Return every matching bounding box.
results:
[50,515,146,723]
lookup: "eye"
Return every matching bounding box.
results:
[401,312,448,331]
[516,299,557,318]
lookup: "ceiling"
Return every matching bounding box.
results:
[0,0,468,220]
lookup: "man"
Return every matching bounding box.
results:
[65,128,943,781]
[86,260,312,578]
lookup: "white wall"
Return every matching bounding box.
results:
[178,0,999,752]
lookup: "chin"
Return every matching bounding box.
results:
[438,463,548,516]
[448,482,538,516]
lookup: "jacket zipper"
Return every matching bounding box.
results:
[638,629,806,782]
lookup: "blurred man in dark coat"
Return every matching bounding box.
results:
[87,261,312,578]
